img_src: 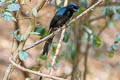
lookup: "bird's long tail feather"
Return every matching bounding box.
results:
[41,28,54,56]
[41,37,53,55]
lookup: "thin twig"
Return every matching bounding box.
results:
[89,15,105,22]
[16,17,31,20]
[98,19,108,36]
[9,57,68,80]
[36,0,46,12]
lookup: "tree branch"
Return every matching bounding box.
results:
[9,57,68,80]
[89,15,105,22]
[36,0,46,12]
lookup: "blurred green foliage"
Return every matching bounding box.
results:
[0,0,20,21]
[34,25,48,38]
[45,61,51,69]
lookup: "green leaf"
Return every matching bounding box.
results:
[34,25,48,38]
[55,57,60,63]
[111,44,118,50]
[32,8,37,16]
[4,15,11,21]
[19,50,28,61]
[108,20,114,28]
[3,12,13,21]
[102,6,114,17]
[40,55,47,60]
[74,8,84,16]
[8,29,19,36]
[0,0,6,6]
[45,61,51,69]
[63,31,69,42]
[37,55,47,62]
[71,45,76,59]
[3,12,16,22]
[93,37,101,47]
[91,34,101,47]
[4,12,12,16]
[16,34,24,41]
[83,25,92,34]
[114,33,120,43]
[83,32,88,39]
[26,10,30,14]
[52,42,57,52]
[116,7,120,13]
[61,50,67,59]
[108,51,114,57]
[8,3,20,11]
[102,7,107,16]
[34,26,44,33]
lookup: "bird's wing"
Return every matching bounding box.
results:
[49,7,67,29]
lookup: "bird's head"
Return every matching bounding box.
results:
[67,3,79,12]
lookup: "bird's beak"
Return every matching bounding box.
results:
[73,9,78,12]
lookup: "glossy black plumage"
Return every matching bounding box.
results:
[41,3,79,56]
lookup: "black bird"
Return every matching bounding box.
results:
[41,3,79,56]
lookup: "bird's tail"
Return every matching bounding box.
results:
[41,37,53,55]
[41,28,54,56]
[39,76,42,80]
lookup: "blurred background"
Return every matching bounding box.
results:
[0,0,120,80]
